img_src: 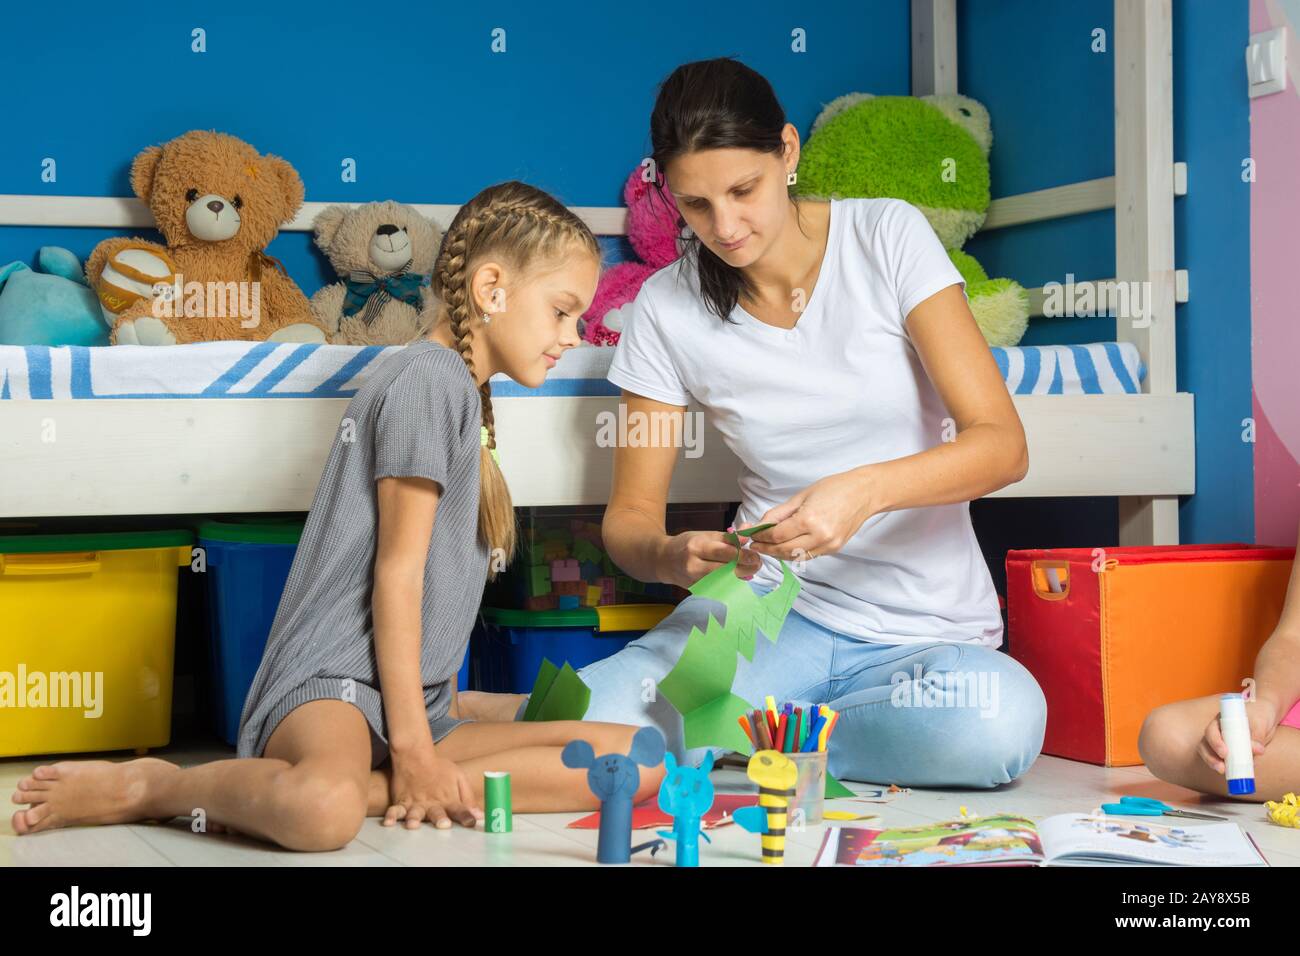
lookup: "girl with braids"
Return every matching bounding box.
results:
[467,59,1048,790]
[10,181,668,851]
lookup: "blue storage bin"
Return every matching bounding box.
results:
[198,516,470,746]
[196,518,304,746]
[477,604,676,694]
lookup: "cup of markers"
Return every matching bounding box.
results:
[739,696,839,826]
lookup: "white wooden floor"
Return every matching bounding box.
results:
[3,741,1298,867]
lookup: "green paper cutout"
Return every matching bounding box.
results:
[825,772,854,798]
[522,658,591,722]
[684,693,758,753]
[521,658,559,722]
[657,550,802,754]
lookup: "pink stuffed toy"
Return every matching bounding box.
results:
[582,165,685,346]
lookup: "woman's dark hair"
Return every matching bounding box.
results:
[649,57,798,323]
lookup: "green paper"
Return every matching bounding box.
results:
[688,554,800,659]
[521,658,559,722]
[825,772,854,798]
[533,662,591,722]
[657,614,739,714]
[683,693,758,753]
[654,548,802,757]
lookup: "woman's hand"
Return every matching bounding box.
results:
[384,745,483,830]
[656,530,762,589]
[747,470,876,562]
[1196,697,1279,775]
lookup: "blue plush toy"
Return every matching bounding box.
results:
[651,750,715,867]
[561,725,666,864]
[0,247,108,346]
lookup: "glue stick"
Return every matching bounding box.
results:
[1218,693,1255,795]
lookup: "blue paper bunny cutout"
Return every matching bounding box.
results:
[562,725,666,864]
[650,750,715,867]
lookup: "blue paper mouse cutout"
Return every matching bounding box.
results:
[651,750,715,867]
[561,725,666,864]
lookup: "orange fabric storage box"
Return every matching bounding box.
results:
[1006,543,1295,767]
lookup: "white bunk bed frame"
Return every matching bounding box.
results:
[0,0,1191,545]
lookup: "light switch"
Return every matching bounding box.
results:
[1247,27,1287,98]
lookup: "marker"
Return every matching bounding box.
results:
[738,714,757,748]
[1219,693,1256,795]
[822,710,840,750]
[818,708,836,751]
[802,710,825,752]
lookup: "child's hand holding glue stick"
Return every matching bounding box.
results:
[1198,692,1276,794]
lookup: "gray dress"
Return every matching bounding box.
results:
[236,340,488,769]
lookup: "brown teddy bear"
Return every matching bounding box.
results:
[86,130,328,345]
[308,200,440,346]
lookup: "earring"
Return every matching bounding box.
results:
[481,312,491,325]
[787,170,798,186]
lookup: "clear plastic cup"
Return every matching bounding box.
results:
[785,750,828,826]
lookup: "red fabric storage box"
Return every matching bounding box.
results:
[1006,543,1295,766]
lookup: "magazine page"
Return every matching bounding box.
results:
[1038,813,1267,867]
[814,815,1046,867]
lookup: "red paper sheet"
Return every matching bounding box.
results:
[567,793,758,830]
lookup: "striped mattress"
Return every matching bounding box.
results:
[0,340,1145,400]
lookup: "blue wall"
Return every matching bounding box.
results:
[0,0,909,289]
[961,0,1253,549]
[1,0,1253,549]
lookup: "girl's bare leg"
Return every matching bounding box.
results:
[363,720,668,816]
[454,690,529,723]
[1139,693,1300,803]
[11,699,374,851]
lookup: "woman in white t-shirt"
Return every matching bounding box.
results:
[482,57,1048,787]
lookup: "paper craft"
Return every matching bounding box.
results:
[561,726,667,864]
[656,524,862,800]
[733,750,800,865]
[814,812,1269,867]
[651,750,717,867]
[521,657,591,722]
[657,525,800,753]
[825,775,855,798]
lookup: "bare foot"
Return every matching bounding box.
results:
[455,690,529,722]
[10,757,180,835]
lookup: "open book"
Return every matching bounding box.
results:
[813,812,1268,867]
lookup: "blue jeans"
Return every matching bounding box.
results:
[530,588,1048,789]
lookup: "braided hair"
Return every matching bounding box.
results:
[428,181,602,578]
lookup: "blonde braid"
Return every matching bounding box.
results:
[431,182,603,579]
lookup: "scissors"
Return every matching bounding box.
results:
[1099,796,1227,821]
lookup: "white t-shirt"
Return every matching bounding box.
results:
[607,196,1003,647]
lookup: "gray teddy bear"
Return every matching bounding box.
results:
[309,200,441,346]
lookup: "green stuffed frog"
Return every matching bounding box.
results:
[797,93,1029,347]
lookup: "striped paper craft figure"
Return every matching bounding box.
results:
[733,750,798,865]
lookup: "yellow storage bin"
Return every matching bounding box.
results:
[0,529,192,758]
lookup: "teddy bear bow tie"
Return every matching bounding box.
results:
[343,266,426,322]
